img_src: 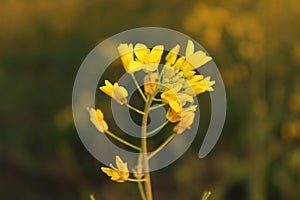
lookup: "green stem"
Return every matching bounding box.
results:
[141,91,159,200]
[152,98,162,102]
[138,182,147,200]
[127,178,147,182]
[146,121,169,136]
[148,132,176,160]
[149,103,167,111]
[127,104,145,115]
[131,73,147,102]
[105,130,141,151]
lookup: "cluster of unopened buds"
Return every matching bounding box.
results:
[87,40,215,200]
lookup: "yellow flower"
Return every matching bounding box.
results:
[161,89,194,113]
[181,40,212,71]
[165,44,180,66]
[99,80,128,105]
[117,43,136,73]
[161,89,182,113]
[144,72,159,95]
[101,156,129,183]
[173,105,197,134]
[130,43,164,72]
[185,76,215,96]
[87,107,108,133]
[166,107,182,123]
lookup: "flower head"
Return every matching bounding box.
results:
[180,40,212,71]
[101,156,129,183]
[130,43,164,72]
[165,44,180,66]
[99,80,128,105]
[118,43,135,73]
[161,89,194,113]
[87,107,108,133]
[173,105,197,134]
[184,76,215,96]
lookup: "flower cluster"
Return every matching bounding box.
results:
[117,40,215,134]
[87,40,215,200]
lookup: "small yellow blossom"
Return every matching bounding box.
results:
[166,107,182,123]
[173,106,197,134]
[118,43,136,73]
[162,89,194,113]
[165,44,180,66]
[181,40,212,71]
[185,76,215,96]
[130,43,164,72]
[87,107,108,133]
[161,89,182,113]
[99,80,128,105]
[101,156,129,183]
[144,72,159,95]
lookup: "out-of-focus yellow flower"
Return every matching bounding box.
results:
[87,107,108,133]
[181,40,212,71]
[118,43,135,73]
[89,194,96,200]
[130,43,164,72]
[185,76,215,96]
[99,80,128,105]
[101,156,129,183]
[173,106,197,134]
[144,72,159,95]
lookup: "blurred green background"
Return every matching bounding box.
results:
[1,0,300,199]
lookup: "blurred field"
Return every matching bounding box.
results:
[0,0,299,199]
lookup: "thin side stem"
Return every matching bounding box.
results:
[127,104,145,115]
[131,73,147,102]
[127,178,147,182]
[105,130,141,151]
[149,103,167,111]
[152,98,162,102]
[146,121,169,136]
[148,132,176,160]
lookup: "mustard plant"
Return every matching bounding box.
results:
[88,40,215,200]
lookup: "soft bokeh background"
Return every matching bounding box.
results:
[1,0,300,199]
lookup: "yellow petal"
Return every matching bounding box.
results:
[150,45,164,63]
[99,80,114,97]
[169,100,181,113]
[118,43,134,72]
[87,108,108,133]
[166,44,180,65]
[166,108,181,123]
[101,167,117,177]
[112,85,128,105]
[186,40,194,58]
[181,70,196,79]
[115,156,127,172]
[172,57,185,71]
[128,61,143,72]
[142,63,159,72]
[187,50,212,69]
[134,43,150,62]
